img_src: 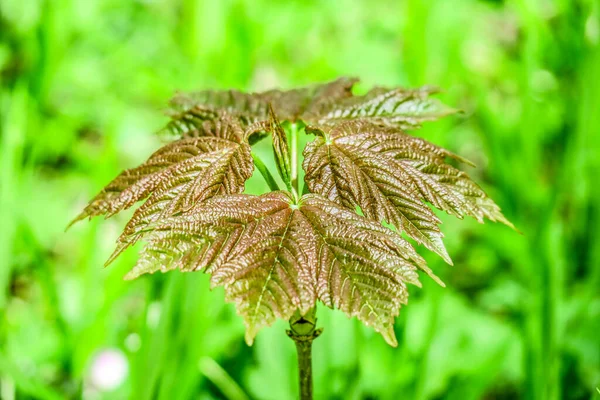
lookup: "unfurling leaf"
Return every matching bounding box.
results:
[303,120,513,263]
[268,105,293,191]
[122,192,436,346]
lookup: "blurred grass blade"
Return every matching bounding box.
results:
[0,86,28,308]
[199,356,249,400]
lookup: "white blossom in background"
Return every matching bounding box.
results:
[88,348,129,391]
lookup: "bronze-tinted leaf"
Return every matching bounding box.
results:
[304,86,457,129]
[69,115,253,231]
[303,120,514,262]
[276,76,358,119]
[328,120,513,227]
[298,194,438,346]
[303,122,451,263]
[161,106,223,138]
[165,77,358,134]
[168,90,270,130]
[122,192,433,346]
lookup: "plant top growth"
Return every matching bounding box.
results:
[70,77,514,347]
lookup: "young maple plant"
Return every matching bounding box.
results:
[70,77,513,399]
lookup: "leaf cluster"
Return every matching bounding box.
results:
[70,78,513,345]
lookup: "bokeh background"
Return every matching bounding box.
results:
[1,0,599,399]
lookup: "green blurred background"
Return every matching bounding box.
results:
[1,0,599,399]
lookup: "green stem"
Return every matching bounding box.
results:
[286,307,322,400]
[251,152,279,192]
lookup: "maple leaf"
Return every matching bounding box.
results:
[302,120,513,264]
[165,77,357,135]
[121,191,439,346]
[69,115,255,230]
[303,85,457,129]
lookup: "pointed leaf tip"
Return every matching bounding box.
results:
[65,212,86,232]
[382,325,398,347]
[105,242,130,267]
[123,271,138,281]
[244,330,256,346]
[431,237,453,266]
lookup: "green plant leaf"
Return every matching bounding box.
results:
[121,192,438,346]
